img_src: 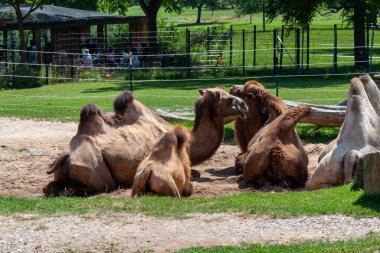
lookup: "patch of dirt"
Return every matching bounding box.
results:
[0,117,325,197]
[3,118,375,253]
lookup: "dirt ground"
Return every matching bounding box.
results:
[4,118,378,252]
[0,117,324,198]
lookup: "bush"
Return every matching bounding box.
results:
[2,65,42,89]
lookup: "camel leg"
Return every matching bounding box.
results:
[131,167,152,197]
[271,145,308,187]
[235,152,247,174]
[67,165,116,196]
[243,150,270,185]
[182,163,193,197]
[343,150,359,184]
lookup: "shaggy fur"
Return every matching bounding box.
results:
[243,105,311,188]
[131,126,192,197]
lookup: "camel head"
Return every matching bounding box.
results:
[78,104,112,135]
[198,87,248,119]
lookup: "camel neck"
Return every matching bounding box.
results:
[190,100,224,165]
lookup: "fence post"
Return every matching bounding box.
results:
[242,29,246,75]
[369,25,375,73]
[229,25,233,66]
[279,25,284,70]
[129,51,133,92]
[11,31,15,79]
[186,28,191,77]
[301,27,304,69]
[206,27,210,64]
[296,28,300,71]
[306,25,310,71]
[44,36,49,85]
[3,30,8,68]
[333,24,338,74]
[253,25,257,67]
[70,55,75,81]
[273,28,279,97]
[366,24,370,56]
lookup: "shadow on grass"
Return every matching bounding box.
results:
[353,194,380,213]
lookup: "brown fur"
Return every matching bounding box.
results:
[243,105,310,188]
[131,126,192,197]
[44,88,248,196]
[230,80,287,173]
[43,104,117,196]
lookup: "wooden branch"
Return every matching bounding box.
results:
[284,101,345,127]
[154,101,347,127]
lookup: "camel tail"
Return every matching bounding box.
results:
[46,151,70,174]
[131,167,152,197]
[279,105,311,131]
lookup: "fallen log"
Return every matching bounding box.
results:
[284,101,346,127]
[155,101,347,127]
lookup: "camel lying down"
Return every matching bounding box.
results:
[309,75,380,189]
[43,104,116,196]
[132,126,193,197]
[243,105,310,188]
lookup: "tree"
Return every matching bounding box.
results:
[185,0,222,24]
[1,0,48,63]
[99,0,184,54]
[137,0,184,53]
[266,0,380,69]
[235,0,267,30]
[97,0,131,14]
[50,0,99,11]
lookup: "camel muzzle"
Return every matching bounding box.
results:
[233,98,248,118]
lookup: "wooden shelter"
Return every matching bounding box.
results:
[0,5,147,63]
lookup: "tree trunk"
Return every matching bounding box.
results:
[353,0,368,69]
[262,0,266,31]
[196,5,202,24]
[146,11,159,54]
[16,13,27,64]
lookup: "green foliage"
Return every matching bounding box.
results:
[235,0,264,16]
[97,0,132,14]
[3,66,42,89]
[0,184,380,218]
[50,0,98,11]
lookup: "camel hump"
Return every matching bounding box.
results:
[113,91,134,115]
[173,126,191,152]
[278,105,311,131]
[80,104,100,122]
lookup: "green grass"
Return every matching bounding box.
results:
[177,233,380,253]
[0,75,350,142]
[0,184,379,218]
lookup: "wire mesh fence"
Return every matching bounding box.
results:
[0,24,379,120]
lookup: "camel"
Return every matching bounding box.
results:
[131,126,192,197]
[230,80,288,172]
[43,104,117,196]
[44,88,248,196]
[243,105,311,188]
[308,75,380,189]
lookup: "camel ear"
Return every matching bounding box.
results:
[199,89,206,96]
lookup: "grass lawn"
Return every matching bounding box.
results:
[0,184,379,218]
[0,74,348,142]
[177,233,380,253]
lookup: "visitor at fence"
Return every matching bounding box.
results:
[131,49,140,69]
[81,48,93,66]
[120,50,130,67]
[106,48,117,67]
[26,41,38,68]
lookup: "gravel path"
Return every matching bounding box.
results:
[0,213,379,252]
